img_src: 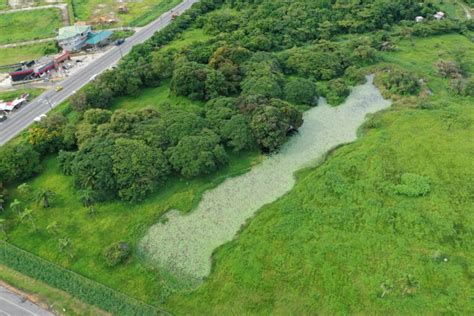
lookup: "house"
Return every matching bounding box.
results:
[57,25,92,52]
[415,16,424,23]
[434,11,445,20]
[85,30,113,48]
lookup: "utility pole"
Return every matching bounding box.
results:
[44,95,53,110]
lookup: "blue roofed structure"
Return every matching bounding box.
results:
[86,30,113,46]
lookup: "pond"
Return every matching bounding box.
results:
[139,75,392,284]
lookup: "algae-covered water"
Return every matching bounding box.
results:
[139,75,392,282]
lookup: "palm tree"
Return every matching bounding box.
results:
[46,221,59,235]
[35,189,55,208]
[17,183,31,196]
[9,199,23,214]
[19,208,37,231]
[58,236,74,259]
[0,218,6,240]
[0,182,7,212]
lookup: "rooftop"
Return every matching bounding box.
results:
[57,25,91,41]
[85,30,113,45]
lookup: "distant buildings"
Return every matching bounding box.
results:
[57,25,92,52]
[9,51,70,82]
[415,11,445,23]
[57,25,113,52]
[434,11,445,20]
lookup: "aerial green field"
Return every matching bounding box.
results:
[167,34,474,314]
[0,8,63,45]
[71,0,181,26]
[0,0,473,313]
[0,42,56,66]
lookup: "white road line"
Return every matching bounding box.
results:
[0,297,36,316]
[0,309,11,316]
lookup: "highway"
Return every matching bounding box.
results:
[0,285,54,316]
[0,0,199,146]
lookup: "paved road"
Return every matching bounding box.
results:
[0,0,199,146]
[0,285,54,316]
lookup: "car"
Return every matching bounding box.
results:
[0,113,6,122]
[55,85,63,92]
[33,114,47,123]
[115,38,125,46]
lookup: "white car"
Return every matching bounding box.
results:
[33,114,47,122]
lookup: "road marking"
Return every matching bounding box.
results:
[0,309,11,316]
[0,297,36,315]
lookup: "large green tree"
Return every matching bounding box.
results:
[168,130,228,178]
[112,139,170,202]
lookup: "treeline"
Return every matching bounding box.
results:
[2,0,468,205]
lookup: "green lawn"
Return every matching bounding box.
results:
[0,43,48,67]
[0,9,63,45]
[167,34,474,314]
[3,147,261,305]
[71,0,181,27]
[1,31,473,314]
[0,88,44,100]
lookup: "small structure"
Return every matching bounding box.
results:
[415,16,424,23]
[85,30,113,48]
[434,11,445,20]
[57,25,92,52]
[9,51,70,82]
[118,5,129,14]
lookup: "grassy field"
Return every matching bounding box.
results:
[0,8,63,45]
[71,0,181,27]
[0,42,57,67]
[0,23,472,315]
[0,265,107,315]
[166,34,474,314]
[2,148,261,305]
[0,88,44,100]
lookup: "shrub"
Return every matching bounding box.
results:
[393,173,431,197]
[103,242,131,267]
[284,78,318,106]
[381,69,420,95]
[324,78,351,105]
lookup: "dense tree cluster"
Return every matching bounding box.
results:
[2,0,456,204]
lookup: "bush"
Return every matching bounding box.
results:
[0,143,41,184]
[284,78,318,106]
[103,242,131,267]
[324,78,351,105]
[393,173,431,197]
[381,69,420,95]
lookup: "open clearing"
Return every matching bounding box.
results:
[71,0,181,26]
[0,8,62,45]
[140,75,391,282]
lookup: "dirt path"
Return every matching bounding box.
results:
[456,0,473,19]
[0,4,70,26]
[0,37,55,48]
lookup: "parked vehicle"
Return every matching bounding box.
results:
[33,114,47,122]
[0,112,7,122]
